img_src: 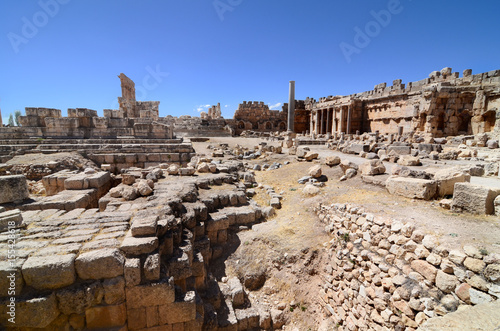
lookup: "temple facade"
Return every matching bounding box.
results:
[305,68,500,137]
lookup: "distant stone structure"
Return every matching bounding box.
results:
[232,101,287,135]
[306,68,500,137]
[208,103,222,119]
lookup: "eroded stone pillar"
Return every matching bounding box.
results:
[287,81,295,132]
[346,106,352,134]
[320,109,324,134]
[315,110,320,134]
[326,109,330,136]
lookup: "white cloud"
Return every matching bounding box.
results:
[224,105,229,108]
[268,102,282,110]
[195,104,211,113]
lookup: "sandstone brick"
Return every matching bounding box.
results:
[75,248,124,280]
[103,276,125,305]
[85,303,126,329]
[131,215,158,237]
[55,282,103,315]
[120,235,159,255]
[15,293,60,328]
[22,254,76,290]
[126,281,175,309]
[448,249,466,265]
[158,291,196,324]
[144,253,161,281]
[128,307,147,330]
[451,183,500,215]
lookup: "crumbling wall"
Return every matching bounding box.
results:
[316,203,499,329]
[233,101,287,135]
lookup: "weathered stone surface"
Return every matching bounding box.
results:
[158,291,196,324]
[0,175,29,203]
[120,235,159,255]
[451,182,500,215]
[228,277,245,308]
[22,254,76,290]
[126,280,175,309]
[386,176,437,200]
[469,288,493,305]
[0,209,23,232]
[308,164,322,178]
[435,270,459,293]
[136,180,153,196]
[359,159,386,176]
[75,248,124,279]
[14,293,60,328]
[434,168,470,197]
[484,263,500,283]
[411,260,437,282]
[85,303,126,329]
[419,299,500,330]
[56,282,103,315]
[303,184,320,195]
[131,215,158,237]
[144,253,160,281]
[325,155,341,166]
[124,258,141,287]
[397,155,421,166]
[463,257,486,273]
[103,276,125,305]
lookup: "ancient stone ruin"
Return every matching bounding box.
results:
[0,67,499,330]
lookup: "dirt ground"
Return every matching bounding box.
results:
[193,137,500,329]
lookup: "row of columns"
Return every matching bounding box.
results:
[310,106,352,135]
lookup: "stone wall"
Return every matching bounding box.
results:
[306,68,500,137]
[316,203,499,329]
[0,163,275,330]
[233,101,287,135]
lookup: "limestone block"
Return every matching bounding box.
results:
[484,263,500,283]
[75,248,124,280]
[359,160,386,176]
[136,180,153,196]
[55,282,103,315]
[14,293,60,328]
[0,175,29,204]
[228,277,245,308]
[387,145,411,155]
[126,280,175,309]
[88,172,111,188]
[131,215,158,237]
[124,258,141,287]
[120,235,159,255]
[0,260,24,297]
[0,209,23,232]
[179,167,196,176]
[85,303,126,329]
[158,291,196,325]
[397,155,421,166]
[434,169,471,197]
[144,253,160,281]
[347,143,369,154]
[22,254,76,290]
[386,176,437,200]
[451,183,500,215]
[296,146,310,158]
[103,276,125,305]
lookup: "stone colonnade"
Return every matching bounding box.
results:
[309,105,352,135]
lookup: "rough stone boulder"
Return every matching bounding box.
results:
[451,183,500,215]
[397,155,421,166]
[308,165,322,178]
[359,160,386,176]
[386,176,437,200]
[166,164,179,175]
[339,159,358,174]
[196,162,210,173]
[304,152,319,161]
[325,155,341,166]
[303,184,320,195]
[0,175,29,204]
[179,167,196,176]
[296,146,310,158]
[434,168,470,197]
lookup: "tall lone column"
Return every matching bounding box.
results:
[287,81,295,132]
[0,106,2,126]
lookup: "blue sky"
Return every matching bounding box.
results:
[1,0,499,123]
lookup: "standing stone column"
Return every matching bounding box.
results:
[315,110,320,134]
[287,81,295,132]
[0,106,2,126]
[320,109,324,134]
[346,106,352,134]
[326,109,330,135]
[340,107,345,133]
[309,113,313,135]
